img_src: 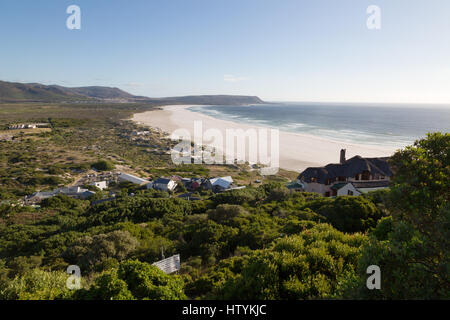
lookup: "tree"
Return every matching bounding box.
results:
[341,133,450,299]
[207,204,248,224]
[63,230,139,271]
[313,196,382,233]
[91,160,114,171]
[77,270,134,300]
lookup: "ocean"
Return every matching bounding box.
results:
[187,102,450,148]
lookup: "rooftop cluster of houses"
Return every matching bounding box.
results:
[117,172,244,194]
[131,130,150,136]
[297,149,392,197]
[8,123,49,130]
[23,169,245,206]
[25,186,96,205]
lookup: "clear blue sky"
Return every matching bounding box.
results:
[1,0,449,103]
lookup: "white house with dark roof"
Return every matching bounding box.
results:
[151,177,178,192]
[298,149,392,197]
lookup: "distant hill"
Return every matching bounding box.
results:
[149,95,265,105]
[0,81,88,102]
[57,86,140,100]
[0,80,264,105]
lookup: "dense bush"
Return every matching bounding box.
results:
[310,196,382,233]
[211,223,366,299]
[63,230,139,271]
[78,260,186,300]
[91,160,115,171]
[0,269,74,300]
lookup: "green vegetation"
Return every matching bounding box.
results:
[91,160,115,171]
[340,132,450,299]
[76,260,186,300]
[0,102,448,300]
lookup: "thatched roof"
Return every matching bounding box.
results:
[299,156,392,184]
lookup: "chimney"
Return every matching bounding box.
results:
[340,149,346,164]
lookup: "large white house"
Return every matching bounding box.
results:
[297,149,392,197]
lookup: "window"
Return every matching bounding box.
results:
[361,171,371,180]
[348,190,354,195]
[325,191,331,197]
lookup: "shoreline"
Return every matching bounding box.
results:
[131,105,398,172]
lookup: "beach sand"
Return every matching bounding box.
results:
[131,105,399,172]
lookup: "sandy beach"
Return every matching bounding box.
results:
[131,105,399,172]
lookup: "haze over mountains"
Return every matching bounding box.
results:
[0,80,264,105]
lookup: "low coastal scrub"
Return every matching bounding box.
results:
[0,103,448,300]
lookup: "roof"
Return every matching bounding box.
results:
[154,177,173,185]
[118,173,150,185]
[26,186,96,201]
[209,176,233,189]
[299,156,392,184]
[26,191,56,200]
[330,183,349,190]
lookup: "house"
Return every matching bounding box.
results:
[297,149,392,197]
[90,181,108,190]
[206,176,234,193]
[25,191,58,204]
[180,177,204,191]
[117,172,150,185]
[58,186,96,199]
[330,182,361,196]
[131,131,150,136]
[25,186,95,204]
[151,177,178,192]
[8,123,37,130]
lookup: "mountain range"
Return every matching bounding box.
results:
[0,81,264,105]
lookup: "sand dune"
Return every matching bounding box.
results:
[131,105,398,172]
